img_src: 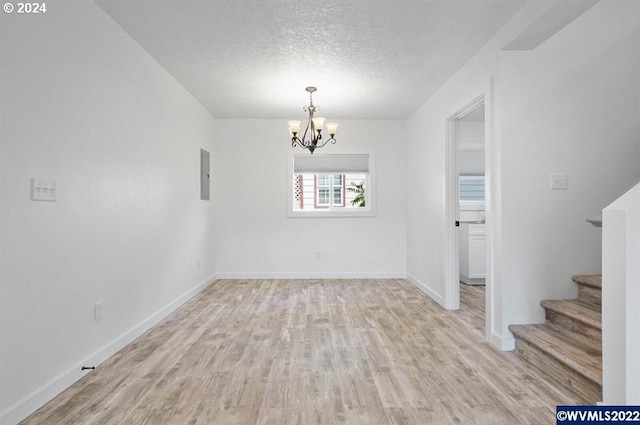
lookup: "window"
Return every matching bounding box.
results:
[314,174,344,208]
[288,153,374,217]
[297,172,364,210]
[459,176,485,202]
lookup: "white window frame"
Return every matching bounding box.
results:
[287,151,376,218]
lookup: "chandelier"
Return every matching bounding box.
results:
[288,87,338,154]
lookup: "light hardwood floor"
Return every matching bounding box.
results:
[21,280,579,425]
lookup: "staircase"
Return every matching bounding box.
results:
[509,274,602,404]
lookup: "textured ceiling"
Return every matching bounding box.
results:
[95,0,527,119]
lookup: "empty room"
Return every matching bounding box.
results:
[1,0,639,424]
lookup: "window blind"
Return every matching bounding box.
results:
[293,154,369,174]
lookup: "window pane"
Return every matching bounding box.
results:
[333,187,342,205]
[345,175,366,208]
[318,187,329,205]
[318,175,330,186]
[292,170,369,212]
[459,176,485,201]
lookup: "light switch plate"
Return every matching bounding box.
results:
[95,301,104,321]
[31,178,57,201]
[200,149,210,201]
[551,173,568,190]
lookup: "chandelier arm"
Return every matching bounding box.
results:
[315,136,336,149]
[300,106,316,146]
[292,137,309,149]
[301,123,311,146]
[292,138,316,151]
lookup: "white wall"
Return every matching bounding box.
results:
[406,0,557,313]
[214,119,406,278]
[499,0,640,339]
[406,0,639,350]
[0,2,217,423]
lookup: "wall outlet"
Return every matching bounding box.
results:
[315,251,322,260]
[31,178,57,201]
[94,301,104,321]
[550,173,568,190]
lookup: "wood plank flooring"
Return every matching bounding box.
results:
[20,279,580,425]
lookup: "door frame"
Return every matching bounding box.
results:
[444,85,494,342]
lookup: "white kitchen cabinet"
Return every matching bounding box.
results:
[459,223,485,285]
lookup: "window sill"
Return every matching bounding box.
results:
[459,201,485,211]
[288,209,375,218]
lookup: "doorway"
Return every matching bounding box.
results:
[457,107,486,286]
[444,93,492,341]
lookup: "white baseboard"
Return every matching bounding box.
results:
[0,274,217,425]
[491,331,515,351]
[406,273,445,306]
[215,272,406,280]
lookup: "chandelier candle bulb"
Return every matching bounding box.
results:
[326,122,338,137]
[288,120,301,135]
[312,117,326,132]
